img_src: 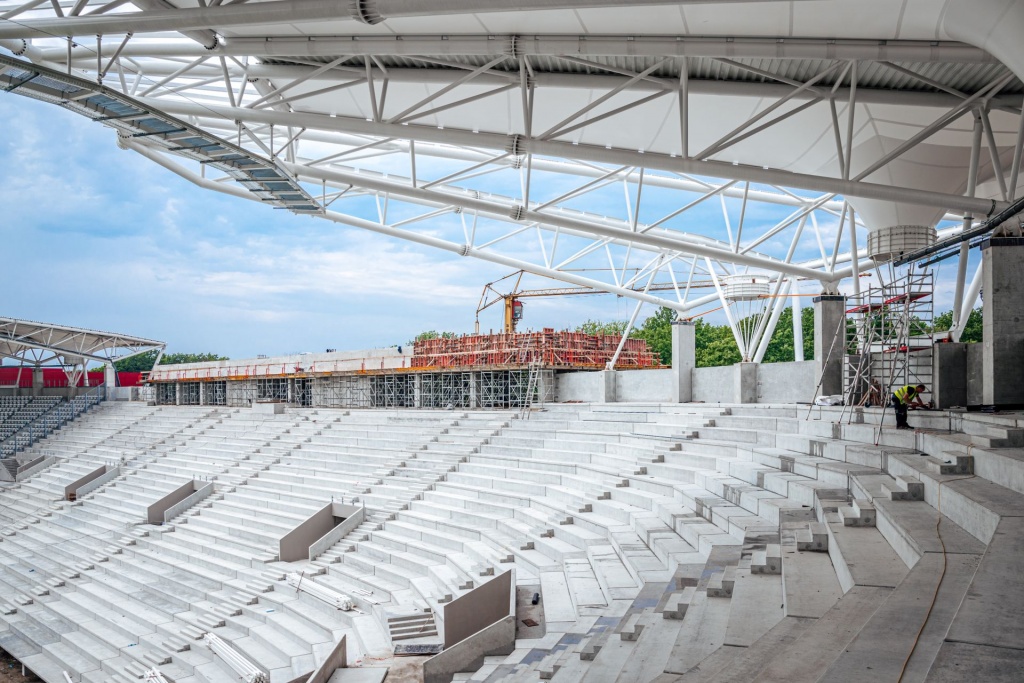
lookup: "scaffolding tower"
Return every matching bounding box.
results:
[842,271,935,413]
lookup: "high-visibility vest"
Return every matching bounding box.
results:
[893,385,917,403]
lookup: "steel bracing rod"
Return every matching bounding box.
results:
[1011,107,1024,196]
[540,58,669,139]
[138,98,1003,216]
[953,262,984,342]
[748,212,807,356]
[753,278,793,363]
[125,139,724,314]
[851,72,1016,184]
[396,82,519,127]
[608,265,658,369]
[740,193,834,254]
[980,107,1009,202]
[829,202,849,275]
[40,33,997,62]
[246,54,349,109]
[389,55,508,124]
[953,112,983,330]
[697,62,842,159]
[705,258,747,358]
[137,55,208,97]
[645,180,739,233]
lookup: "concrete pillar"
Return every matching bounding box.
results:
[599,370,617,403]
[287,379,294,404]
[32,366,42,397]
[104,363,116,389]
[175,382,181,406]
[933,343,968,409]
[736,363,758,403]
[469,372,479,408]
[671,321,696,403]
[413,374,422,409]
[813,294,847,397]
[981,237,1024,406]
[199,382,206,406]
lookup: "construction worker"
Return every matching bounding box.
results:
[891,384,927,430]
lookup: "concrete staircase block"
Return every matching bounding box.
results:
[663,586,698,619]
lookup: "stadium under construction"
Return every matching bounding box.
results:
[3,1,1024,682]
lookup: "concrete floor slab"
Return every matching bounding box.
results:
[723,569,785,647]
[925,640,1024,682]
[945,516,1024,651]
[540,571,577,626]
[663,590,731,675]
[327,668,388,683]
[751,586,891,683]
[780,546,843,619]
[827,522,909,592]
[818,552,982,683]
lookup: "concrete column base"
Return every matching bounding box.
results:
[599,370,616,403]
[736,363,758,403]
[671,321,696,403]
[814,294,847,397]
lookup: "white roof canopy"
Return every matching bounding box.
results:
[0,317,165,366]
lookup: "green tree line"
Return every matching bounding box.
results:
[110,350,229,373]
[576,306,981,368]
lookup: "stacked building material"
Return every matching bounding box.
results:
[411,329,663,369]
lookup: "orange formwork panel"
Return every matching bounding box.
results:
[411,330,663,370]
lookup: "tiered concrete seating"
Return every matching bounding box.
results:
[3,400,1024,682]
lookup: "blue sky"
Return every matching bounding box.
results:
[0,93,977,360]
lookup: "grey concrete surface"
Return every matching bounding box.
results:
[814,295,847,397]
[672,322,695,403]
[933,343,968,409]
[982,237,1024,406]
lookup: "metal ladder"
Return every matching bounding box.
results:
[520,361,544,420]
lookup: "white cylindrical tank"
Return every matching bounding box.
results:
[722,274,771,301]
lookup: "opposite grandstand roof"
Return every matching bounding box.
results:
[0,316,165,365]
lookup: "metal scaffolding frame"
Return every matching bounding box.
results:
[370,374,415,408]
[315,375,372,409]
[180,382,201,406]
[206,381,227,406]
[842,271,935,412]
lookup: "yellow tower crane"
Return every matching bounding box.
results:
[474,270,716,334]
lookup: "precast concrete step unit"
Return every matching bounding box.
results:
[1,401,1023,682]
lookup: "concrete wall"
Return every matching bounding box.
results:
[16,456,54,482]
[967,343,984,406]
[298,635,347,683]
[152,347,414,382]
[70,465,121,499]
[280,502,361,562]
[755,361,816,403]
[442,570,513,647]
[308,505,363,560]
[614,369,674,402]
[423,615,516,683]
[982,237,1024,405]
[63,465,109,500]
[934,343,969,409]
[147,479,203,525]
[162,482,214,523]
[692,366,737,403]
[556,371,608,403]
